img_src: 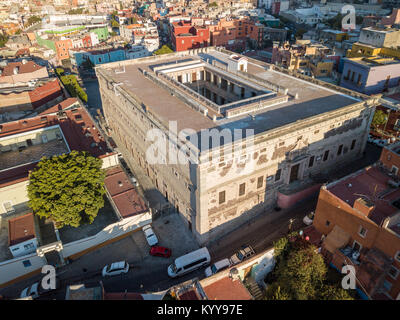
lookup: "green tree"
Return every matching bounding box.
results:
[208,1,218,7]
[28,151,106,228]
[26,15,42,27]
[0,34,9,47]
[154,44,174,55]
[372,109,387,128]
[277,245,327,299]
[317,284,354,300]
[266,236,355,300]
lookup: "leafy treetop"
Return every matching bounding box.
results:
[28,151,106,228]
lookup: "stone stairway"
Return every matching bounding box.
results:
[246,277,264,300]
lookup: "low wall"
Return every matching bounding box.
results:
[277,183,322,209]
[62,212,152,260]
[0,253,46,288]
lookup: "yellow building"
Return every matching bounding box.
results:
[347,42,400,59]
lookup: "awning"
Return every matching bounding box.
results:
[323,225,351,254]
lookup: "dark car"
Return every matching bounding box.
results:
[150,246,172,258]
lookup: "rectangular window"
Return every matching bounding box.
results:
[24,243,34,250]
[337,145,343,156]
[239,183,246,196]
[323,150,329,161]
[358,226,367,238]
[275,169,282,182]
[388,266,399,280]
[257,176,263,189]
[351,139,356,150]
[219,191,226,204]
[353,240,362,252]
[392,165,399,175]
[396,251,400,262]
[326,220,330,226]
[22,260,31,268]
[309,156,315,168]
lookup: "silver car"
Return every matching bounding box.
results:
[143,225,158,246]
[230,245,255,265]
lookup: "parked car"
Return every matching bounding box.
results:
[102,261,129,277]
[150,245,171,258]
[303,211,314,226]
[143,225,158,246]
[230,245,255,265]
[20,279,59,299]
[204,258,231,277]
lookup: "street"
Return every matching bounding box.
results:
[0,198,315,299]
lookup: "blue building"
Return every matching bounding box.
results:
[340,57,400,95]
[71,48,127,68]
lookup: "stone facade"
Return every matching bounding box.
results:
[96,48,378,245]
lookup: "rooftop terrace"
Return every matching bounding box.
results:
[328,165,400,231]
[0,126,70,172]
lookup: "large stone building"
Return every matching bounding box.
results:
[96,47,379,244]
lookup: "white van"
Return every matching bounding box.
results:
[167,247,210,278]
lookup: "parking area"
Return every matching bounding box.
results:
[66,212,199,274]
[0,211,199,298]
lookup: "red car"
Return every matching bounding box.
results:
[149,246,172,258]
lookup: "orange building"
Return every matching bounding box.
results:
[311,161,400,300]
[171,19,210,52]
[209,18,264,51]
[55,38,73,62]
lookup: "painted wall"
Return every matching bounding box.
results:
[62,212,152,258]
[9,238,38,258]
[0,252,46,288]
[341,59,400,95]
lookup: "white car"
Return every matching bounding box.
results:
[102,261,129,277]
[20,279,59,299]
[204,258,231,277]
[20,282,40,299]
[143,225,158,246]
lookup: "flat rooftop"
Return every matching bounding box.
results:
[0,128,70,172]
[97,48,363,138]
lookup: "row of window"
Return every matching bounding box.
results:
[218,169,282,205]
[308,140,356,168]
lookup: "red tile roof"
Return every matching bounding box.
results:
[8,212,36,246]
[105,167,148,218]
[328,166,400,225]
[178,289,200,300]
[203,277,252,300]
[39,97,79,115]
[0,61,44,76]
[103,292,144,300]
[28,79,63,109]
